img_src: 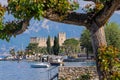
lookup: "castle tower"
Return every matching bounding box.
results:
[30,32,66,47]
[38,37,47,47]
[58,32,66,46]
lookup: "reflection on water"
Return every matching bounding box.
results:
[0,61,58,80]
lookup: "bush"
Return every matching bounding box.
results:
[98,46,120,80]
[76,74,90,80]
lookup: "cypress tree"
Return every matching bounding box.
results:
[46,35,51,54]
[53,36,60,55]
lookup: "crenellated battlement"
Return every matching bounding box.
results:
[30,32,66,47]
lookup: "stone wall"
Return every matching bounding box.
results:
[30,32,66,47]
[58,66,98,80]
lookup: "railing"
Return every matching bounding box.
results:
[47,66,58,80]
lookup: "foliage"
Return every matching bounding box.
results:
[9,48,15,56]
[63,38,80,56]
[0,0,111,41]
[26,43,38,54]
[0,4,6,30]
[7,0,78,20]
[98,46,120,80]
[0,20,24,41]
[105,22,120,50]
[0,0,79,41]
[59,73,91,80]
[80,22,120,53]
[59,46,66,54]
[46,35,51,54]
[37,47,47,54]
[53,36,60,55]
[76,73,91,80]
[17,50,24,56]
[80,29,93,53]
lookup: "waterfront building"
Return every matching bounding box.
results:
[30,32,66,47]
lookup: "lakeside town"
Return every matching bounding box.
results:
[0,0,120,80]
[1,28,120,80]
[0,32,95,61]
[0,32,96,80]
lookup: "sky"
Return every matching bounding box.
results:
[0,0,120,55]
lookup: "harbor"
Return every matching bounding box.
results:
[0,55,96,80]
[0,61,96,80]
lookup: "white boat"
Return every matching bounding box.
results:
[31,62,50,68]
[50,57,64,66]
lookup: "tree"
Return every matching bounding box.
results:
[81,22,120,53]
[105,22,120,49]
[80,29,93,59]
[46,35,51,54]
[37,47,47,54]
[17,50,24,59]
[26,43,38,55]
[9,48,15,56]
[53,36,60,55]
[63,38,80,57]
[0,0,120,79]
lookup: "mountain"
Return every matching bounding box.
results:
[0,13,120,53]
[0,19,85,53]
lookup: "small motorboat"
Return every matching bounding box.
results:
[50,58,64,66]
[31,62,50,68]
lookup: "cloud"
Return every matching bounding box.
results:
[41,19,49,31]
[24,19,50,34]
[29,20,41,32]
[24,20,41,34]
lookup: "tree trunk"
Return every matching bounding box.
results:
[86,48,89,59]
[89,22,107,80]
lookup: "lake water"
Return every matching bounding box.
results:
[0,61,96,80]
[0,61,58,80]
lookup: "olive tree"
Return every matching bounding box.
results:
[63,38,80,57]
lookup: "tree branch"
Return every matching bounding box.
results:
[117,5,120,10]
[14,20,29,35]
[4,0,120,36]
[44,9,89,27]
[94,0,120,27]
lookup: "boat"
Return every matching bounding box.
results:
[50,62,64,66]
[31,62,50,68]
[0,57,3,61]
[50,57,64,66]
[0,56,6,61]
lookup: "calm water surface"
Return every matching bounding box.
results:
[0,60,95,80]
[0,61,58,80]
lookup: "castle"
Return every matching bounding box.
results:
[30,32,66,47]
